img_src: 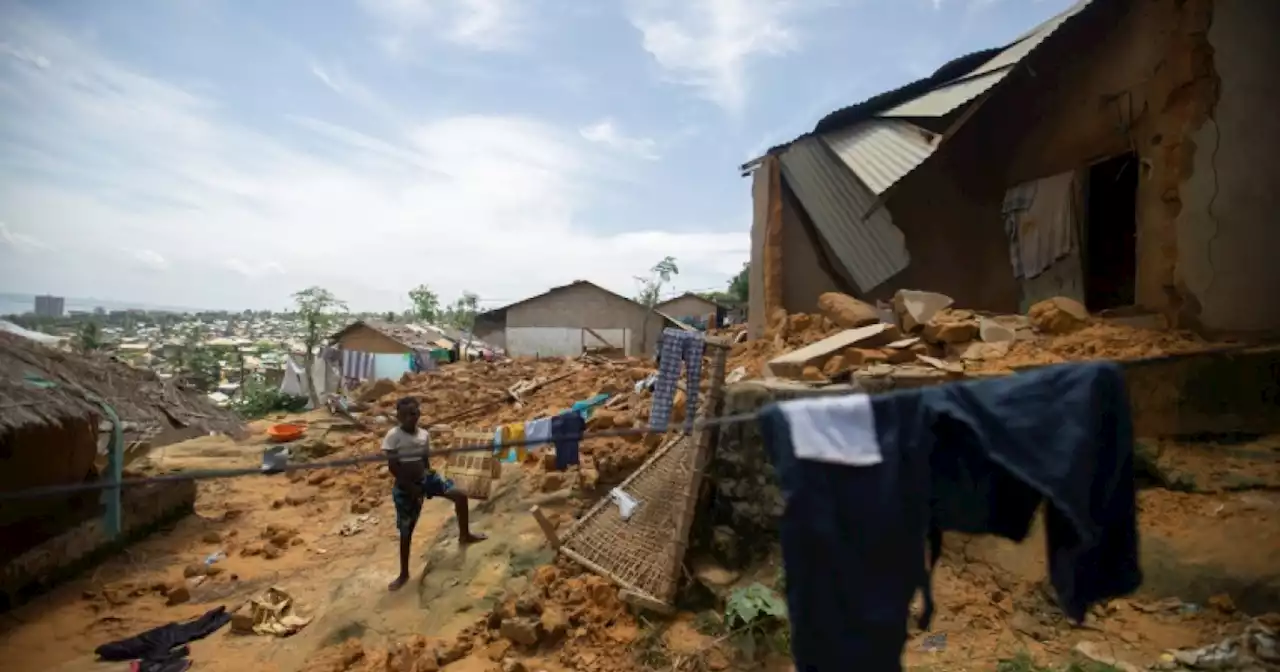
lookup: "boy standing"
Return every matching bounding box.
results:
[383,396,486,591]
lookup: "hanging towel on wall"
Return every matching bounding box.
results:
[1003,171,1076,279]
[761,362,1140,671]
[649,328,705,433]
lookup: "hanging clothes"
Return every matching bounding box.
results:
[1003,171,1076,279]
[524,417,552,447]
[760,362,1140,671]
[649,328,704,433]
[341,350,375,387]
[571,393,610,419]
[493,423,528,463]
[551,412,585,471]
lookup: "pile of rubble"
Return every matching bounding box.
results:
[729,291,1215,384]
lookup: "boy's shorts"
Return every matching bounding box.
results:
[391,471,454,536]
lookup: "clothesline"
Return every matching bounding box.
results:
[0,341,1262,504]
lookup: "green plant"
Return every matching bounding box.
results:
[724,582,789,661]
[232,378,308,419]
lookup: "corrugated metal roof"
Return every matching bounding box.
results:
[779,138,909,293]
[821,120,939,195]
[879,0,1094,119]
[878,68,1010,118]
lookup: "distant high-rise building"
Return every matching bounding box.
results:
[33,295,65,318]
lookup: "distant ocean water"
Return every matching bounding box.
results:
[0,293,203,316]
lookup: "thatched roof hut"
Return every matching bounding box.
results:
[0,331,245,448]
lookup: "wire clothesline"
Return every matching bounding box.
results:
[0,411,764,503]
[0,340,1268,504]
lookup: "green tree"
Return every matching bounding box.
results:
[443,291,480,329]
[293,286,348,407]
[728,262,749,305]
[75,321,104,354]
[635,256,679,355]
[408,284,441,323]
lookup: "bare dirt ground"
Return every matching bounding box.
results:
[1,359,1277,671]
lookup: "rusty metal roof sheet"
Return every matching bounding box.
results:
[778,137,909,293]
[821,120,940,195]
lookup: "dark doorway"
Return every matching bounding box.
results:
[1084,152,1138,311]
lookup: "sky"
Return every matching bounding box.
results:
[0,0,1074,313]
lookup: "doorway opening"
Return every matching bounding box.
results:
[1083,151,1138,311]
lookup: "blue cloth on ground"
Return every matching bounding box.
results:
[761,362,1140,671]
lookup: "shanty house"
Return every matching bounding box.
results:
[655,293,723,328]
[0,331,244,606]
[473,281,689,357]
[749,0,1278,336]
[329,319,448,382]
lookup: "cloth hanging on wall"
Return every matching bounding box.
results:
[1003,171,1077,279]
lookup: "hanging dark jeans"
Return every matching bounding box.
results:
[762,362,1141,671]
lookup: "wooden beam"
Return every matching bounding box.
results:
[530,506,561,549]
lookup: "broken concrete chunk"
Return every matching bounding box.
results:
[917,355,965,374]
[885,337,921,349]
[1028,297,1089,334]
[978,317,1016,343]
[893,290,954,332]
[950,341,1012,362]
[765,324,896,379]
[922,321,978,344]
[817,292,882,328]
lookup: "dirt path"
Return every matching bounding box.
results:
[0,427,579,672]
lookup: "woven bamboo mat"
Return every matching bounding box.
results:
[558,432,697,607]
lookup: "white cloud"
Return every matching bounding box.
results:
[0,221,49,253]
[579,119,660,160]
[225,258,285,278]
[360,0,527,54]
[129,249,171,271]
[628,0,803,113]
[0,11,746,310]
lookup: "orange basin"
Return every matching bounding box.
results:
[267,423,306,443]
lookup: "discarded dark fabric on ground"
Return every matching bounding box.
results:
[762,361,1140,671]
[96,605,231,662]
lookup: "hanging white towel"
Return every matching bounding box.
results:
[776,394,883,467]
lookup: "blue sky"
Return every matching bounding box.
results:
[0,0,1073,312]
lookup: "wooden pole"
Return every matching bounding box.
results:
[529,506,561,549]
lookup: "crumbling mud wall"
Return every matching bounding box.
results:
[1174,1,1280,333]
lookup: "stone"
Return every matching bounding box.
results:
[483,640,512,661]
[539,472,565,493]
[922,321,979,344]
[1028,297,1089,334]
[843,348,889,366]
[817,292,881,328]
[800,366,828,382]
[588,410,616,430]
[165,583,191,606]
[305,470,331,486]
[501,659,527,672]
[979,317,1016,343]
[201,531,222,544]
[540,606,569,640]
[1074,641,1142,672]
[820,355,847,377]
[765,324,897,379]
[182,563,208,579]
[356,378,397,403]
[1207,593,1236,614]
[263,545,285,560]
[893,290,954,332]
[499,618,541,646]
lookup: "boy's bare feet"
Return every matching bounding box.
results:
[460,532,488,544]
[388,574,410,591]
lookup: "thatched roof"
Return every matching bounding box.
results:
[0,332,245,440]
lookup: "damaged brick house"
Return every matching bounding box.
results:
[747,0,1278,338]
